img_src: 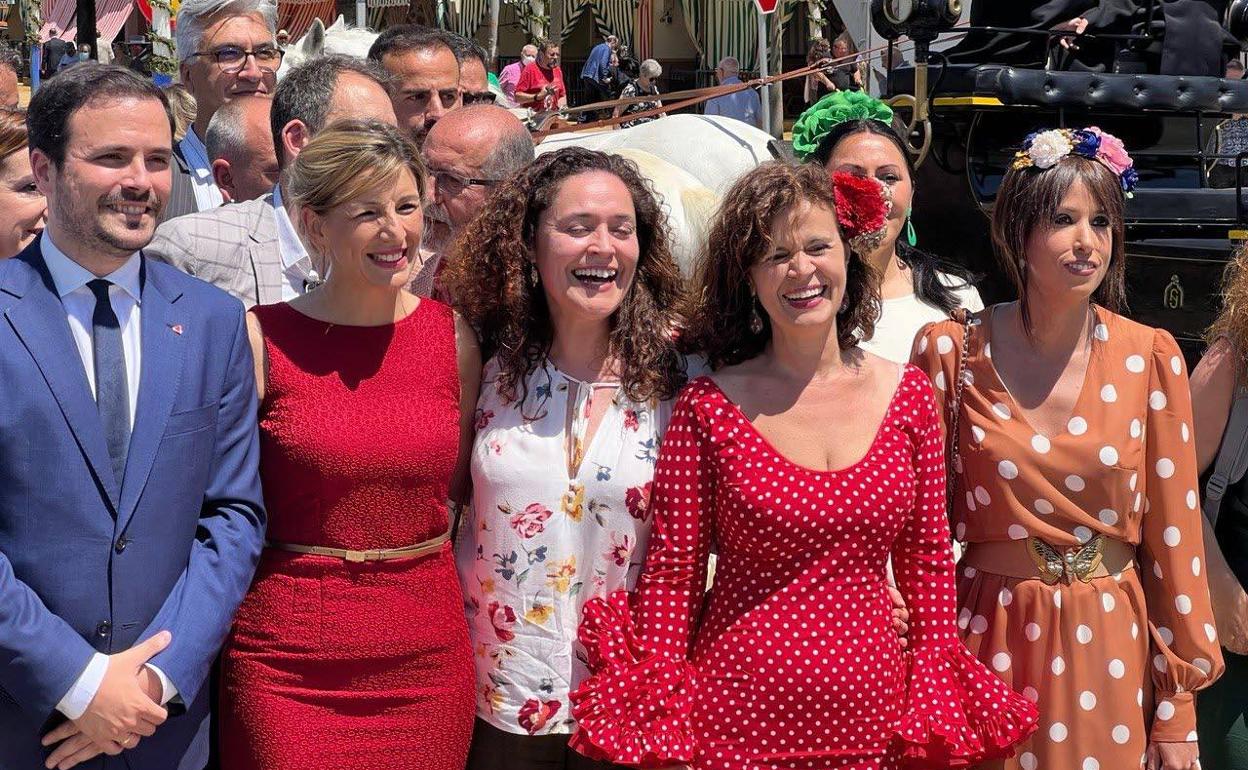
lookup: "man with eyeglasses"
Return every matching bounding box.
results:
[415,104,534,299]
[165,0,281,221]
[446,33,498,107]
[369,25,461,147]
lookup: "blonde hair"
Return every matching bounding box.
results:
[285,119,426,216]
[162,84,197,142]
[1209,244,1248,354]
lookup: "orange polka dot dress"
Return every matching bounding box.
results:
[911,306,1225,770]
[568,368,1037,769]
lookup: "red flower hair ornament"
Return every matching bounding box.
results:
[830,171,892,256]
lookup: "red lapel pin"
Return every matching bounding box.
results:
[169,324,183,335]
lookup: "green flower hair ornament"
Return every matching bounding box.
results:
[791,91,895,161]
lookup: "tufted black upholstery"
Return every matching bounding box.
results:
[889,64,1248,113]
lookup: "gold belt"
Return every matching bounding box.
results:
[265,529,450,563]
[962,534,1136,585]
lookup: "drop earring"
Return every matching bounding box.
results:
[526,262,539,288]
[904,208,918,247]
[748,287,764,334]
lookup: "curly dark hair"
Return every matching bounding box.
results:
[683,161,880,370]
[441,147,688,406]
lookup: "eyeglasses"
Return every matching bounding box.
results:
[188,45,283,73]
[431,170,498,195]
[461,90,497,106]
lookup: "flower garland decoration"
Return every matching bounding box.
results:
[831,171,892,255]
[792,91,895,161]
[1011,126,1140,197]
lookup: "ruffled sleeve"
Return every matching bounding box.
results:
[890,372,1038,766]
[1138,329,1225,741]
[570,383,716,767]
[569,592,698,767]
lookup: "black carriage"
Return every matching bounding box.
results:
[877,2,1248,363]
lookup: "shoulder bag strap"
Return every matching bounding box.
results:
[1204,380,1248,527]
[946,308,973,514]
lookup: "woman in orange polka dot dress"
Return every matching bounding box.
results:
[569,163,1037,769]
[912,128,1224,770]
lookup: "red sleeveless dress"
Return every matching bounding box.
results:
[219,300,474,770]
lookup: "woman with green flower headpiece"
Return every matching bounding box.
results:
[791,90,983,364]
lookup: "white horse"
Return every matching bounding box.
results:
[534,114,777,196]
[277,16,377,79]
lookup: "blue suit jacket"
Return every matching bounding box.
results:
[0,238,266,769]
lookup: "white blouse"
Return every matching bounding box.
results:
[456,357,691,736]
[859,271,984,364]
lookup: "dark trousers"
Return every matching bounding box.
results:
[465,718,621,770]
[1199,649,1248,769]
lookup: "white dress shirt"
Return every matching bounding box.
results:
[272,185,316,301]
[178,127,225,213]
[41,236,179,719]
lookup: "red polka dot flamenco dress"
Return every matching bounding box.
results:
[569,368,1038,769]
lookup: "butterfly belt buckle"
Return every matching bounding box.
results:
[1028,534,1105,584]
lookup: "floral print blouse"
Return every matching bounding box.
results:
[456,356,693,736]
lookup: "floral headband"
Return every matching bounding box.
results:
[792,91,894,161]
[1011,127,1139,197]
[831,171,892,255]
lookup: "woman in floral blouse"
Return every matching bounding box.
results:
[442,147,692,769]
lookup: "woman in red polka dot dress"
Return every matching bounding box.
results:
[569,162,1037,769]
[912,129,1224,770]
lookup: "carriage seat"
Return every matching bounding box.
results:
[889,64,1248,113]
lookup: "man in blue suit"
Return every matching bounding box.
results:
[0,63,265,769]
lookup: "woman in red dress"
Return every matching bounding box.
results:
[569,163,1037,769]
[217,120,479,768]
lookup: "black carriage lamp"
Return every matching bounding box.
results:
[870,0,961,166]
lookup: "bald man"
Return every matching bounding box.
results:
[416,104,535,298]
[207,96,279,203]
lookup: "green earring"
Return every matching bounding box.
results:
[904,209,918,247]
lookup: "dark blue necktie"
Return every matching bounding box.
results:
[87,279,129,483]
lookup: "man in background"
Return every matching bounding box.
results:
[447,34,496,106]
[515,39,566,112]
[41,27,71,79]
[205,96,279,203]
[704,56,761,129]
[579,33,616,118]
[166,0,281,220]
[369,25,460,147]
[416,104,534,299]
[498,43,536,106]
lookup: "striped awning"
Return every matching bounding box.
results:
[678,0,800,71]
[278,0,336,38]
[96,0,136,44]
[445,0,487,38]
[557,0,637,50]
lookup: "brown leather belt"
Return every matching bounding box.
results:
[963,534,1136,585]
[265,529,450,563]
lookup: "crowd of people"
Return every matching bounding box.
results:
[2,1,1248,770]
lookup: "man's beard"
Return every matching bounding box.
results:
[56,190,163,258]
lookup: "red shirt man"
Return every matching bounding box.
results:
[515,41,567,111]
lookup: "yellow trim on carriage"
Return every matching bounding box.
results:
[931,96,1006,107]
